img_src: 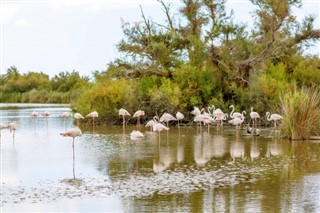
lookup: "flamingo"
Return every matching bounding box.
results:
[153,122,169,141]
[159,113,176,127]
[42,111,51,117]
[250,107,260,130]
[145,116,159,131]
[8,121,17,141]
[119,108,131,126]
[31,111,39,127]
[133,110,145,125]
[74,113,84,126]
[229,105,246,119]
[130,130,144,140]
[0,123,8,138]
[31,111,39,117]
[176,111,184,127]
[191,106,202,116]
[228,117,245,129]
[60,127,82,179]
[266,112,283,129]
[86,111,98,125]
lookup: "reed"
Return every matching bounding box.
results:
[280,86,320,140]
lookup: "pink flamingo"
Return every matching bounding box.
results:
[266,112,283,129]
[176,111,184,127]
[60,127,82,179]
[86,111,98,125]
[119,108,131,126]
[160,113,176,127]
[250,107,260,129]
[133,110,145,125]
[74,113,84,126]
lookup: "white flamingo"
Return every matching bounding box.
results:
[228,117,245,129]
[153,122,169,141]
[250,107,260,129]
[130,130,144,140]
[60,127,82,179]
[86,111,98,125]
[160,113,176,127]
[74,113,84,126]
[145,116,159,131]
[229,105,246,119]
[176,111,184,127]
[266,112,283,129]
[119,108,131,126]
[133,110,145,125]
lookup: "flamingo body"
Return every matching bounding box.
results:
[74,113,84,120]
[130,130,144,140]
[153,123,169,132]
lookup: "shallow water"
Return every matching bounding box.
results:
[1,104,320,212]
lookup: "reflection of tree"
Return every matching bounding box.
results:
[194,131,212,166]
[230,131,244,162]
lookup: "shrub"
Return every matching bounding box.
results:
[280,86,320,140]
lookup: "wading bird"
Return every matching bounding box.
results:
[250,107,260,129]
[176,111,184,127]
[74,113,84,126]
[145,116,159,131]
[130,130,144,140]
[160,113,176,127]
[60,127,82,179]
[133,110,145,125]
[119,108,131,126]
[266,112,283,129]
[153,122,170,141]
[86,111,98,125]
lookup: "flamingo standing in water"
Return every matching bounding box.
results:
[0,123,8,138]
[119,108,131,126]
[30,111,39,127]
[86,111,98,125]
[153,122,169,141]
[266,112,283,129]
[145,116,159,131]
[160,113,176,127]
[250,107,260,129]
[228,117,245,129]
[60,127,82,179]
[74,113,84,126]
[133,110,145,125]
[176,111,184,127]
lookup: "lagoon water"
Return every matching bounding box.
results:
[1,104,320,212]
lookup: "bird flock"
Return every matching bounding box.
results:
[1,105,283,145]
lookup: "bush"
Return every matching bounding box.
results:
[280,86,320,140]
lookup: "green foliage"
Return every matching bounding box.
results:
[74,78,135,117]
[0,68,88,104]
[280,86,320,140]
[51,71,89,92]
[257,62,294,110]
[148,78,182,113]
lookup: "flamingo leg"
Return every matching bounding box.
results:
[72,137,75,179]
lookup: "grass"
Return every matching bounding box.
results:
[280,86,320,140]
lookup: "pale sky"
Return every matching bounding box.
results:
[1,0,319,78]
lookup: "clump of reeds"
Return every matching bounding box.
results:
[280,86,320,140]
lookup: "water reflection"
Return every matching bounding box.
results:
[194,131,212,166]
[1,104,320,212]
[230,131,245,162]
[250,137,260,161]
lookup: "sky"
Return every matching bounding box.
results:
[1,0,319,78]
